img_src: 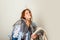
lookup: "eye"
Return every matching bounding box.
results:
[26,13,28,14]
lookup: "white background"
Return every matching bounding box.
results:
[0,0,60,40]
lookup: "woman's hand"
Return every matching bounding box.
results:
[31,34,38,39]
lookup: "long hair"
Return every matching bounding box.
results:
[21,8,32,24]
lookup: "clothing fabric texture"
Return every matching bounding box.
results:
[9,19,44,40]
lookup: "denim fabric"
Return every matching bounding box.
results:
[18,31,30,40]
[12,33,18,40]
[12,37,18,40]
[13,25,20,38]
[12,24,31,40]
[11,19,38,40]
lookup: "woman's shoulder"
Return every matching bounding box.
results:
[31,22,37,27]
[13,19,22,26]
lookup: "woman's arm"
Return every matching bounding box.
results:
[31,22,48,40]
[13,25,21,38]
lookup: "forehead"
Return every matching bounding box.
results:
[25,10,30,13]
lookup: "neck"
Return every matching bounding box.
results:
[25,19,31,27]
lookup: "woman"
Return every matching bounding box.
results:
[10,9,47,40]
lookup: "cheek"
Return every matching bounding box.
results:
[25,14,29,17]
[24,14,28,18]
[24,13,31,18]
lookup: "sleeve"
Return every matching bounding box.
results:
[32,22,37,32]
[13,25,21,38]
[32,22,44,36]
[36,30,44,36]
[8,25,21,40]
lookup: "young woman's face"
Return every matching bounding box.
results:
[24,10,31,20]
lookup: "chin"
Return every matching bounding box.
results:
[27,18,31,20]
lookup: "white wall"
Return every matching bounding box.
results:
[0,0,60,40]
